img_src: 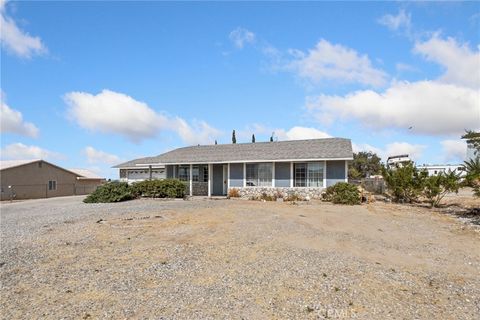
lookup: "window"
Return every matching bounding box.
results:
[246,163,272,187]
[294,162,324,187]
[190,165,208,182]
[192,165,199,182]
[203,166,209,182]
[48,180,57,191]
[178,165,190,181]
[307,162,322,187]
[294,163,306,187]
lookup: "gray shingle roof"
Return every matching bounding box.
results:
[113,138,353,168]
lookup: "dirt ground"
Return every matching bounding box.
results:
[1,197,479,319]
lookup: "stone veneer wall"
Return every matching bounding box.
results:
[230,187,324,200]
[192,182,208,196]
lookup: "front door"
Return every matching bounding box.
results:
[222,165,228,195]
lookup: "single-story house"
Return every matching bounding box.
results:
[0,159,106,200]
[114,138,353,199]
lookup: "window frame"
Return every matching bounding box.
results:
[192,165,200,182]
[245,162,273,187]
[294,162,324,188]
[178,165,190,182]
[202,166,209,182]
[48,180,57,191]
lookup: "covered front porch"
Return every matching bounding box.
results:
[166,164,228,197]
[166,160,348,198]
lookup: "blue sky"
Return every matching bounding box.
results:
[1,1,479,178]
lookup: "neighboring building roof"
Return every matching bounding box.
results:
[0,160,105,180]
[0,159,42,170]
[68,168,105,180]
[114,138,353,168]
[417,164,463,168]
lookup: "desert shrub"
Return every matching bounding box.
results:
[84,181,137,203]
[228,188,240,198]
[131,180,158,197]
[323,182,361,205]
[462,158,480,197]
[260,192,275,201]
[132,179,187,198]
[382,163,427,203]
[284,193,303,202]
[423,171,460,207]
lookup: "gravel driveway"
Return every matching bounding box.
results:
[1,196,479,319]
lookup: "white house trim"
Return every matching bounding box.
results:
[189,164,193,196]
[135,157,353,166]
[290,162,294,187]
[208,163,212,197]
[243,163,246,187]
[272,162,275,187]
[227,163,230,189]
[323,160,327,188]
[344,161,348,182]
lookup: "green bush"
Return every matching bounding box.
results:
[382,163,427,203]
[463,158,480,198]
[83,181,137,203]
[323,182,361,205]
[423,171,460,207]
[132,179,187,198]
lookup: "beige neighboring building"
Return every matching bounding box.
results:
[0,159,106,201]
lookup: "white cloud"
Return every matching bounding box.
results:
[172,118,222,145]
[237,124,331,142]
[440,139,467,162]
[284,39,388,87]
[378,9,411,31]
[306,80,479,136]
[65,89,221,144]
[229,27,256,49]
[257,34,390,88]
[65,89,168,142]
[395,62,418,73]
[1,100,39,137]
[84,146,121,165]
[414,34,480,88]
[275,126,331,141]
[0,0,46,58]
[0,142,59,160]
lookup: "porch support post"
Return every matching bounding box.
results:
[272,162,275,187]
[344,160,348,182]
[148,165,152,180]
[189,164,193,196]
[208,164,212,197]
[243,163,246,187]
[290,162,293,187]
[323,161,327,188]
[227,163,230,189]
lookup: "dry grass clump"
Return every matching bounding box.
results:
[228,188,240,198]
